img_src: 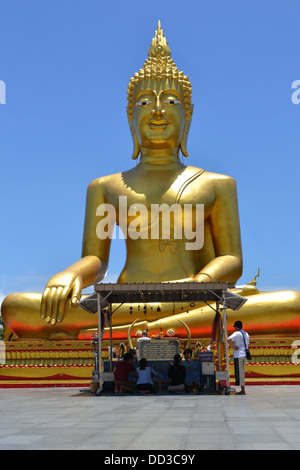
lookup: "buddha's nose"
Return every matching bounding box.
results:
[152,97,166,118]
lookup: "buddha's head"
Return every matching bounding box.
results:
[127,21,193,160]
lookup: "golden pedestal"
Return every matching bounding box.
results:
[0,340,101,388]
[238,337,300,385]
[193,337,300,385]
[1,337,300,388]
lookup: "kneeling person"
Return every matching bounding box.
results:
[136,358,161,394]
[168,354,187,393]
[113,352,137,393]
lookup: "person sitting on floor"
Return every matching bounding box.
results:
[113,352,138,394]
[182,341,193,361]
[167,354,187,393]
[136,357,161,394]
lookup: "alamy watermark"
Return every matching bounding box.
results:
[0,80,6,104]
[291,80,300,105]
[95,197,204,250]
[291,340,300,364]
[0,341,5,365]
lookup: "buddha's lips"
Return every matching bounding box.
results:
[149,120,168,129]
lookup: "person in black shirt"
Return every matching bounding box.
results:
[168,354,186,393]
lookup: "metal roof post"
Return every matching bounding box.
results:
[222,289,231,394]
[95,292,105,395]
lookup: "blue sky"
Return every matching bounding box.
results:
[0,0,299,307]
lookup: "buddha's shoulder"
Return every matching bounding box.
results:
[186,166,237,187]
[87,172,124,190]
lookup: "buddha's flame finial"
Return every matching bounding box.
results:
[148,20,171,58]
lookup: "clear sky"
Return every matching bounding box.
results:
[0,0,299,309]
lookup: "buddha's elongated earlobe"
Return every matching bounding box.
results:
[127,112,141,160]
[180,105,194,157]
[131,126,140,160]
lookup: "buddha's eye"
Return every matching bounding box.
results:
[135,98,152,107]
[164,97,182,105]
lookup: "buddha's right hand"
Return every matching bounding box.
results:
[40,271,83,325]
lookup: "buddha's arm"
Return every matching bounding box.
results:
[194,176,243,284]
[40,179,111,325]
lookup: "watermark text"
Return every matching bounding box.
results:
[291,80,300,105]
[291,340,300,364]
[95,197,204,250]
[0,80,6,104]
[0,341,6,365]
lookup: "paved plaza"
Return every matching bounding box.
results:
[0,385,300,450]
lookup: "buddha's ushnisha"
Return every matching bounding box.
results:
[127,21,192,124]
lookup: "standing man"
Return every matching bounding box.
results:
[137,330,151,358]
[137,330,151,346]
[228,321,250,395]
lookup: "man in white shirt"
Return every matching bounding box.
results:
[137,330,151,357]
[137,330,151,345]
[228,320,250,395]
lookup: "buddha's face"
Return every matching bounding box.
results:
[132,79,186,150]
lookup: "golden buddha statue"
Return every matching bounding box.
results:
[2,22,300,341]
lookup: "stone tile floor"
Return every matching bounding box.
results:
[0,385,300,450]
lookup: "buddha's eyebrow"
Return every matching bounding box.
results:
[134,90,155,101]
[161,89,182,99]
[134,89,182,101]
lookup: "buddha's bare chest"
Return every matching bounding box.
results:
[106,169,216,216]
